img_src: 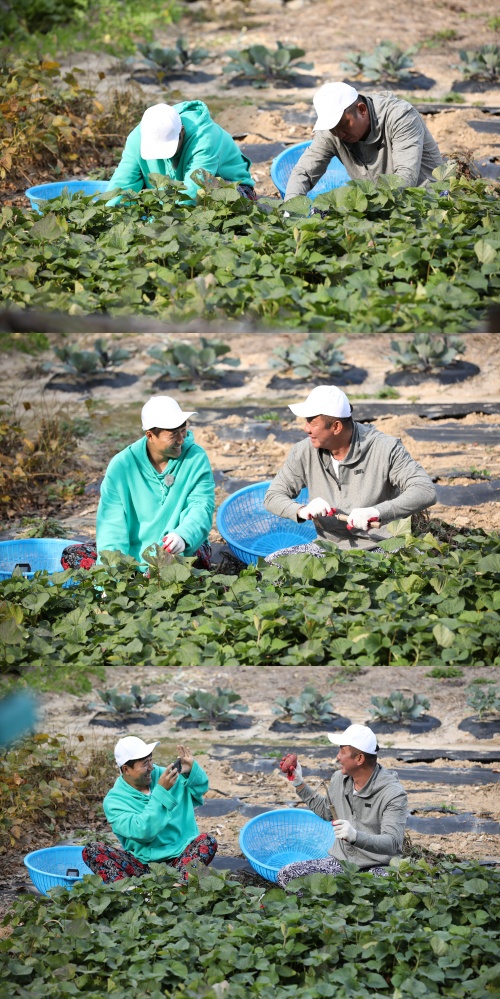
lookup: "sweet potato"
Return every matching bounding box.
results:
[279,753,298,781]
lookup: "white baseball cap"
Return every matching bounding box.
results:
[114,736,159,768]
[328,724,378,755]
[288,385,352,420]
[140,103,182,160]
[141,396,197,431]
[313,82,359,131]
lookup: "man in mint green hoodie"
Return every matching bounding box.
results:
[107,100,255,205]
[83,736,217,882]
[96,395,215,568]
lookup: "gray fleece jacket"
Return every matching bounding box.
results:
[297,763,408,868]
[264,421,436,550]
[284,91,443,200]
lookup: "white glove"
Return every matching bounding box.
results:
[332,819,357,843]
[162,532,186,555]
[291,761,303,786]
[298,497,336,520]
[346,507,380,531]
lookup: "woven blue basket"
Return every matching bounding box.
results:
[24,846,93,895]
[25,180,109,214]
[271,142,350,200]
[216,481,316,565]
[240,808,335,882]
[0,538,78,581]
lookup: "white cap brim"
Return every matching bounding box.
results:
[140,136,181,160]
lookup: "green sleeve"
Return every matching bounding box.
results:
[96,466,131,557]
[104,783,177,843]
[184,760,209,806]
[107,128,145,205]
[176,453,215,553]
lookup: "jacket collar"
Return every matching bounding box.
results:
[343,762,381,798]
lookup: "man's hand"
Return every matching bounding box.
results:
[163,532,186,555]
[332,819,357,843]
[298,497,336,520]
[346,507,380,531]
[177,744,194,774]
[279,759,304,787]
[158,763,179,791]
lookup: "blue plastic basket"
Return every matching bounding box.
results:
[216,481,316,565]
[24,846,93,895]
[0,538,79,581]
[271,142,350,200]
[25,180,109,214]
[240,808,335,882]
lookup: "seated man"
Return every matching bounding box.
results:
[107,100,256,205]
[84,736,217,882]
[277,724,408,887]
[284,81,443,201]
[96,395,215,568]
[264,384,436,552]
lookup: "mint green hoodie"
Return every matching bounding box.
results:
[96,430,214,563]
[103,761,209,862]
[107,99,254,204]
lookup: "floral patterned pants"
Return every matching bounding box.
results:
[61,541,212,571]
[277,857,389,888]
[83,833,218,884]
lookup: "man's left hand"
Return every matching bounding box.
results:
[332,819,357,843]
[177,744,194,774]
[163,532,186,554]
[347,507,380,531]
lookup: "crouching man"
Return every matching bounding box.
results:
[277,724,407,888]
[84,736,217,883]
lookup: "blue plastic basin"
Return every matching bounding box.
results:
[216,481,316,565]
[240,808,335,882]
[271,142,350,200]
[24,846,93,895]
[25,180,109,213]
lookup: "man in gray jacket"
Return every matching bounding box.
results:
[284,81,443,200]
[277,724,408,887]
[264,384,436,551]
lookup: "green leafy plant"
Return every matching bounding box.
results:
[270,333,346,379]
[15,517,68,538]
[442,91,466,104]
[273,685,338,726]
[52,339,130,377]
[421,29,458,48]
[466,684,500,720]
[223,41,313,85]
[389,332,465,372]
[458,45,500,82]
[425,665,464,678]
[172,687,249,729]
[342,40,416,82]
[88,684,160,716]
[2,856,500,995]
[147,337,240,389]
[448,467,491,481]
[1,170,499,335]
[489,16,500,31]
[370,690,431,723]
[137,37,210,74]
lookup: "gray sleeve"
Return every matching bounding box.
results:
[295,783,334,822]
[387,106,425,187]
[376,440,437,523]
[284,132,337,201]
[264,449,308,522]
[354,792,408,856]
